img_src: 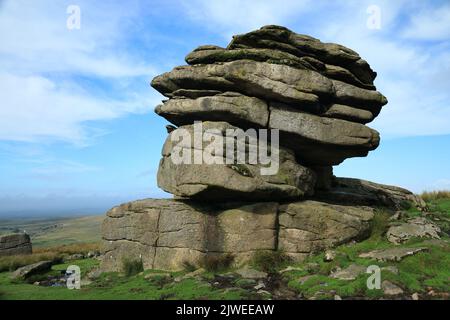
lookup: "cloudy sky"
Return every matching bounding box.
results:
[0,0,449,216]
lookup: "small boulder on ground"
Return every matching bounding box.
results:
[330,264,365,280]
[387,217,441,244]
[11,261,53,280]
[359,247,427,262]
[382,280,404,296]
[236,267,268,280]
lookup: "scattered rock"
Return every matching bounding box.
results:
[382,280,403,296]
[411,292,419,300]
[0,233,32,256]
[236,267,268,280]
[387,217,441,244]
[144,272,172,280]
[334,295,342,300]
[11,261,53,280]
[330,264,365,280]
[381,266,399,275]
[65,253,84,261]
[87,269,103,280]
[359,247,427,262]
[279,266,303,273]
[254,282,265,290]
[174,268,205,282]
[324,250,336,262]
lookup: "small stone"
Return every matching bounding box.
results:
[236,267,268,280]
[381,266,399,275]
[334,295,342,300]
[254,282,265,290]
[257,289,271,296]
[279,266,303,273]
[411,292,419,300]
[324,250,336,262]
[330,264,365,280]
[382,280,403,296]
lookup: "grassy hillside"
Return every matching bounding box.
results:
[0,215,103,247]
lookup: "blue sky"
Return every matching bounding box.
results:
[0,0,449,216]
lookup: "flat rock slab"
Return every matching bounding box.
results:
[157,121,316,201]
[387,217,441,244]
[11,260,52,280]
[330,264,366,280]
[359,247,428,262]
[235,268,268,280]
[314,177,427,210]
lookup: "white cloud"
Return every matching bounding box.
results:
[0,0,160,145]
[182,0,313,38]
[402,4,450,41]
[0,73,158,145]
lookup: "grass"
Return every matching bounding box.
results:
[122,258,144,277]
[0,242,101,273]
[0,259,249,300]
[252,250,292,274]
[34,242,101,255]
[0,215,103,247]
[200,254,234,273]
[281,207,450,299]
[420,190,450,202]
[0,253,63,273]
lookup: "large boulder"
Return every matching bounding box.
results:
[157,121,316,201]
[278,201,374,260]
[101,199,375,271]
[101,199,279,271]
[0,233,32,256]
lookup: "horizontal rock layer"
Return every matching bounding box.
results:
[157,122,317,200]
[0,233,32,256]
[101,198,374,271]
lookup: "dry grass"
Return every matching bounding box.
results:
[0,252,62,272]
[33,242,102,255]
[0,242,102,272]
[420,190,450,202]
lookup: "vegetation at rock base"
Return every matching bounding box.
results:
[0,242,101,273]
[122,258,144,277]
[252,250,292,274]
[200,254,235,273]
[0,201,449,300]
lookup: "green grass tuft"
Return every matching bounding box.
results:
[252,250,292,274]
[122,258,143,277]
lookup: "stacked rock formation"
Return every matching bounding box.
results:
[152,25,387,198]
[101,26,423,271]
